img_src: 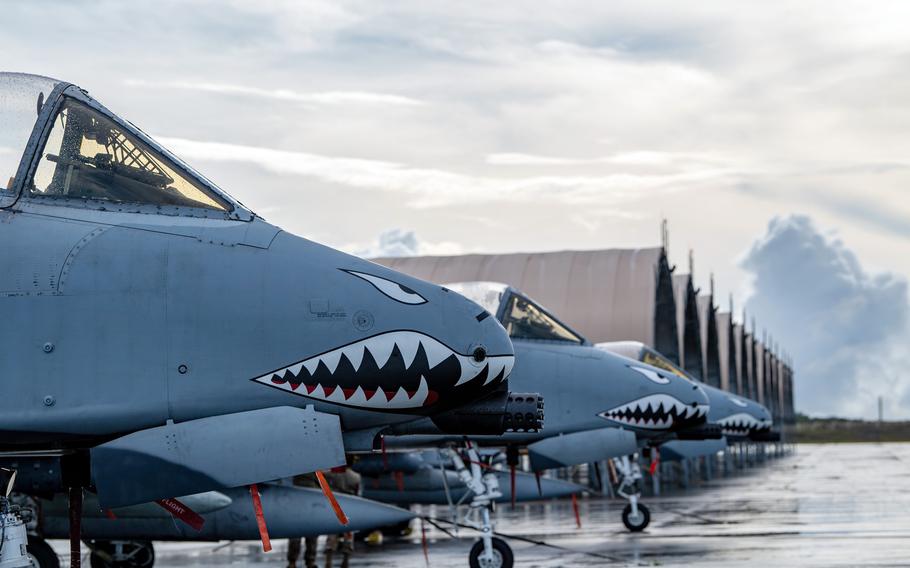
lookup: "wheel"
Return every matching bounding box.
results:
[469,537,513,568]
[88,540,155,568]
[622,503,650,532]
[26,535,60,568]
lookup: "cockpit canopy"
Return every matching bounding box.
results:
[446,281,586,344]
[0,72,247,218]
[599,340,694,380]
[0,74,58,195]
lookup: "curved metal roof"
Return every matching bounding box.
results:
[374,248,677,354]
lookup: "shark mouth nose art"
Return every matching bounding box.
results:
[599,394,709,430]
[252,331,514,410]
[717,413,772,435]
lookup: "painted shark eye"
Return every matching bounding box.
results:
[728,396,748,408]
[628,366,670,385]
[343,270,428,305]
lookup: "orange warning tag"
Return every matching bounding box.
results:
[248,484,272,552]
[155,498,205,531]
[316,470,350,526]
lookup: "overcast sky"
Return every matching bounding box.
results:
[3,1,910,418]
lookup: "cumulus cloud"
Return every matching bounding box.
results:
[742,215,910,418]
[347,228,464,258]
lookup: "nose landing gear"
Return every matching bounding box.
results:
[612,455,651,532]
[445,446,514,568]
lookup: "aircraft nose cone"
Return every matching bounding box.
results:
[248,236,516,414]
[430,287,516,406]
[667,381,710,431]
[442,286,514,360]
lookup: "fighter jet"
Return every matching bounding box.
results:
[599,341,774,442]
[380,282,710,564]
[0,73,539,567]
[598,340,774,530]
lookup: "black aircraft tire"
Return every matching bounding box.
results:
[469,537,513,568]
[622,503,651,532]
[26,535,60,568]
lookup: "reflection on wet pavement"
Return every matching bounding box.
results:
[53,443,910,566]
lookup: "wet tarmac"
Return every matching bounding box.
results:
[53,443,910,566]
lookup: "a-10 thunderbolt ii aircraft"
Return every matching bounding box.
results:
[598,340,775,530]
[379,282,713,566]
[0,73,543,568]
[599,341,775,444]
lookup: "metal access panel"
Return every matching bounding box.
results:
[91,406,345,509]
[528,427,638,471]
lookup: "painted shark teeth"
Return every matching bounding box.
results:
[455,353,515,387]
[718,412,771,434]
[252,331,514,410]
[295,376,432,409]
[598,394,709,430]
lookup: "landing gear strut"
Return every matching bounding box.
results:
[86,541,155,568]
[612,454,650,532]
[446,445,513,568]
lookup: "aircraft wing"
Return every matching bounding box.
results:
[91,406,345,508]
